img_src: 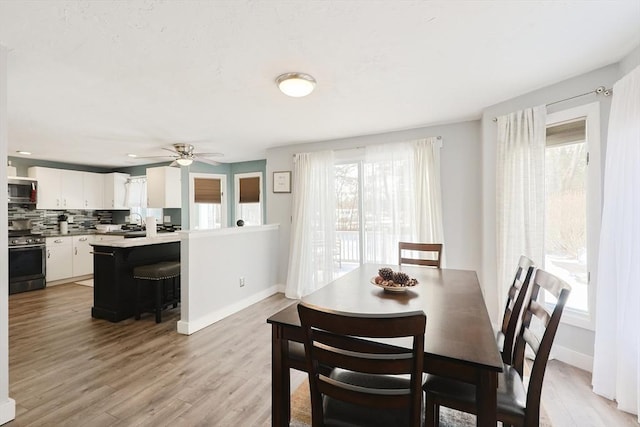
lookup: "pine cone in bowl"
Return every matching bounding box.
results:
[378,267,394,281]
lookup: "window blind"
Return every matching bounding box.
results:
[239,177,260,203]
[194,178,221,203]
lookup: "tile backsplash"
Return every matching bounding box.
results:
[8,207,113,234]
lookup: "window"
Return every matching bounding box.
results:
[544,103,601,328]
[189,173,226,229]
[235,172,262,226]
[125,176,163,225]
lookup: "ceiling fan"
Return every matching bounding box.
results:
[137,143,224,167]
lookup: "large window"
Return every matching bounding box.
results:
[544,103,601,327]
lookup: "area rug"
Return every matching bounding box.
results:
[290,379,552,426]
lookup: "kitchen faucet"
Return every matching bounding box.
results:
[129,212,145,228]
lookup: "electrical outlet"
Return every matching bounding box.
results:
[67,216,74,223]
[239,277,245,287]
[125,215,130,223]
[164,215,171,224]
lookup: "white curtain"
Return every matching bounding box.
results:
[285,151,336,299]
[592,65,640,420]
[496,106,546,310]
[125,176,147,208]
[363,138,444,264]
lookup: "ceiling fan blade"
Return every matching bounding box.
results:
[135,155,176,159]
[195,157,222,166]
[193,152,224,157]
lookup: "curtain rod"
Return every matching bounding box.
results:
[292,136,443,156]
[491,85,613,122]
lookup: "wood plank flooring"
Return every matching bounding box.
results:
[4,283,638,426]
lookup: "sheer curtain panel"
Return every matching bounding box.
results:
[593,65,640,420]
[363,138,444,264]
[285,151,336,299]
[125,176,147,208]
[496,106,546,311]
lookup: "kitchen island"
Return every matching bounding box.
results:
[91,233,181,322]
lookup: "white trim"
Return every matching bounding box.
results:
[177,285,279,335]
[234,171,263,225]
[181,224,279,239]
[551,343,594,372]
[545,102,600,331]
[188,172,227,230]
[0,398,16,425]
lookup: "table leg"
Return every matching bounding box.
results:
[272,324,291,427]
[475,370,498,426]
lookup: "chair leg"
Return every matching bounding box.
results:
[155,280,162,323]
[425,392,439,427]
[172,277,178,309]
[135,279,142,320]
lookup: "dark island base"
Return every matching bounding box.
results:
[91,241,180,322]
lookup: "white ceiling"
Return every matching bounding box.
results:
[1,1,639,168]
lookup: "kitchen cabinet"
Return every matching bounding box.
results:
[73,235,94,277]
[46,235,99,282]
[103,172,130,210]
[83,172,104,209]
[29,167,107,210]
[46,236,73,282]
[147,166,181,208]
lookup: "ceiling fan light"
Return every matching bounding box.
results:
[276,72,316,97]
[176,158,193,166]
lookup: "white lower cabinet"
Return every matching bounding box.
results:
[46,235,99,282]
[73,235,94,277]
[46,237,73,282]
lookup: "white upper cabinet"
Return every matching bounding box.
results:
[82,172,104,209]
[104,172,130,210]
[147,166,181,208]
[29,167,108,210]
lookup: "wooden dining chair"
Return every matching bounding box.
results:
[423,268,571,427]
[398,242,442,268]
[297,302,426,427]
[497,255,535,365]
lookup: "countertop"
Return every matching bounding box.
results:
[90,232,181,248]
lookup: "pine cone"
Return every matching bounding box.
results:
[378,267,394,281]
[392,271,410,285]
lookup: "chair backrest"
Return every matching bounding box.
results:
[398,242,442,268]
[498,255,535,364]
[297,302,426,427]
[512,268,571,426]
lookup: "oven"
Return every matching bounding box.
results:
[9,225,46,294]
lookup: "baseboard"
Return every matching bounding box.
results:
[551,344,593,372]
[177,285,280,335]
[0,397,16,425]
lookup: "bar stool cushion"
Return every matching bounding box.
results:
[133,261,180,280]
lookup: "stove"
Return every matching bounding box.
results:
[8,230,46,294]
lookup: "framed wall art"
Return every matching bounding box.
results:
[273,171,291,193]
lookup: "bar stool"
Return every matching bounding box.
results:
[133,261,181,323]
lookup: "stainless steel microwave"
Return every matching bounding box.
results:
[8,177,37,207]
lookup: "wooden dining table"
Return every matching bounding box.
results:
[267,264,504,427]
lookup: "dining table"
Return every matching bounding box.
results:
[267,264,504,427]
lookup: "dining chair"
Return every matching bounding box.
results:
[423,268,571,427]
[398,242,442,268]
[297,302,426,427]
[497,255,535,365]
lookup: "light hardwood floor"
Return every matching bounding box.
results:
[4,283,638,426]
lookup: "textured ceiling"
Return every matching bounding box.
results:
[1,0,639,168]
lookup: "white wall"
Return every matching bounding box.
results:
[177,224,280,335]
[266,120,483,288]
[0,44,16,425]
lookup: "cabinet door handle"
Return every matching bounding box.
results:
[54,239,63,243]
[75,247,78,255]
[47,250,50,259]
[79,237,87,242]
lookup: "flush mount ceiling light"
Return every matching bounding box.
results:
[127,153,138,158]
[276,72,316,97]
[175,157,193,166]
[16,150,32,155]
